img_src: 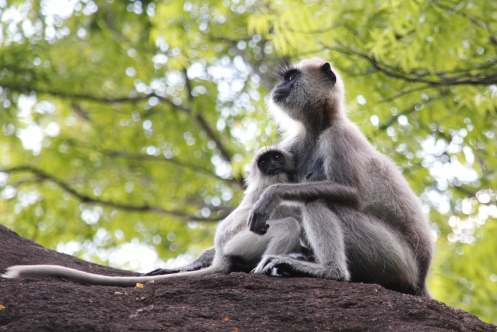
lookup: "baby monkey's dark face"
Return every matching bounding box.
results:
[257,150,286,176]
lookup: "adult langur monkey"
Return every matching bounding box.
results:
[2,147,304,285]
[248,58,433,297]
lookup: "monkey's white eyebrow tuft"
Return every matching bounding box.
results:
[275,63,299,80]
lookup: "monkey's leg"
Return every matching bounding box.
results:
[331,205,425,296]
[143,247,215,276]
[223,217,302,264]
[253,200,350,280]
[255,203,427,296]
[254,217,307,276]
[263,217,302,256]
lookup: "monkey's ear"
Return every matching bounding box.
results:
[321,63,337,86]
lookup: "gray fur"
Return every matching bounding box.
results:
[249,58,433,297]
[2,147,302,286]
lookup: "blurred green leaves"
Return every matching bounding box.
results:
[1,0,496,324]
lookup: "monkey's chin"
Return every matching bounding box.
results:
[267,100,303,134]
[271,99,298,119]
[266,169,284,176]
[272,92,289,104]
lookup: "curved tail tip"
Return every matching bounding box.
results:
[1,267,22,279]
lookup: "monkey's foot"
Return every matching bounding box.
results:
[252,255,350,280]
[287,253,314,261]
[256,253,312,272]
[252,255,302,277]
[251,260,286,277]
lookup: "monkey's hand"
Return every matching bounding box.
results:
[248,206,270,235]
[248,186,281,235]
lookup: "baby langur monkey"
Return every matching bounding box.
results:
[2,147,303,286]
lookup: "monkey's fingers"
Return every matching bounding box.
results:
[258,223,270,235]
[248,212,270,235]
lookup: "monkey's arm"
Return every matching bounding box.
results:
[248,181,361,235]
[143,247,215,276]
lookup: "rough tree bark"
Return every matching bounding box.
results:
[0,225,494,332]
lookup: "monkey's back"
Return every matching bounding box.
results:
[287,119,432,251]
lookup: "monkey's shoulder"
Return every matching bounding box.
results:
[364,155,390,171]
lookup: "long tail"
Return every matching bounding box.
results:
[2,264,226,287]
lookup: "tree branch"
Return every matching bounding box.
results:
[329,45,497,84]
[3,83,234,165]
[321,45,497,101]
[0,166,229,222]
[379,85,434,103]
[180,69,234,163]
[62,139,245,188]
[452,184,478,198]
[101,149,244,188]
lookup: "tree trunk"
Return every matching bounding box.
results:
[0,225,494,331]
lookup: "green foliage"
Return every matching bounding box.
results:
[1,0,496,324]
[248,0,497,324]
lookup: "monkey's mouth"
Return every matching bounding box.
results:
[267,168,284,175]
[272,92,288,103]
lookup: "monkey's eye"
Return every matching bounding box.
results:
[258,160,267,168]
[273,153,282,160]
[284,69,299,82]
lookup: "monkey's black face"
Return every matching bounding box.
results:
[257,150,287,176]
[272,62,337,106]
[273,69,301,103]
